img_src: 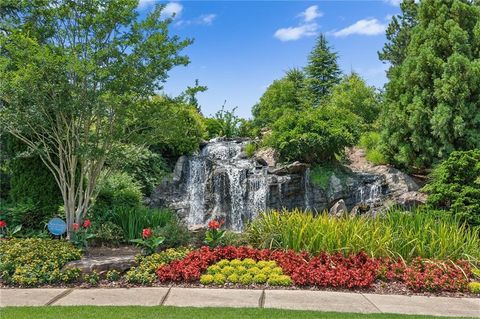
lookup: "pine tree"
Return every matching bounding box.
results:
[380,0,480,170]
[304,34,341,104]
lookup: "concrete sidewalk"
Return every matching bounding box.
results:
[1,288,479,317]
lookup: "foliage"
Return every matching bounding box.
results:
[182,79,208,112]
[106,270,120,282]
[468,282,480,294]
[246,209,480,262]
[380,258,471,292]
[243,143,257,158]
[422,149,480,227]
[70,220,95,250]
[125,248,190,284]
[93,172,143,213]
[157,216,191,249]
[139,97,206,162]
[107,144,169,196]
[205,220,226,248]
[0,201,43,232]
[380,0,480,169]
[204,105,243,139]
[111,206,173,241]
[310,163,351,188]
[131,228,165,255]
[378,0,418,66]
[0,1,191,234]
[157,246,380,289]
[265,107,360,163]
[218,231,249,247]
[0,238,82,286]
[327,73,380,126]
[252,69,308,129]
[0,220,22,239]
[359,132,388,165]
[84,271,100,286]
[304,34,341,104]
[90,222,124,247]
[199,259,292,286]
[4,136,62,221]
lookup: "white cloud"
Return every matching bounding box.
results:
[331,18,386,37]
[274,23,318,42]
[199,14,216,25]
[161,2,183,18]
[299,5,323,22]
[138,0,156,9]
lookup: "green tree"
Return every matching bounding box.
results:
[265,107,360,163]
[183,79,208,112]
[0,1,191,236]
[252,68,307,129]
[378,0,419,67]
[327,73,380,126]
[422,149,480,227]
[380,0,480,170]
[304,34,341,104]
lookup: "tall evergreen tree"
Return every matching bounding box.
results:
[378,0,419,67]
[380,0,480,170]
[304,34,341,104]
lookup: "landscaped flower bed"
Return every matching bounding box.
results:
[156,246,476,293]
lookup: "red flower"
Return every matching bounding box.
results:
[142,228,152,238]
[208,220,220,230]
[0,220,6,228]
[73,223,79,231]
[83,219,91,228]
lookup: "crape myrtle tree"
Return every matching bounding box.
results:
[0,0,191,237]
[380,0,480,170]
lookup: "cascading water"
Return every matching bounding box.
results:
[183,139,269,231]
[355,180,383,206]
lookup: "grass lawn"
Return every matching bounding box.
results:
[0,306,471,319]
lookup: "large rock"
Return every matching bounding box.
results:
[329,199,348,217]
[63,255,137,275]
[254,147,278,167]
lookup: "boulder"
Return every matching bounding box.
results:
[397,191,428,209]
[329,199,348,217]
[254,147,278,167]
[63,255,137,275]
[269,161,309,175]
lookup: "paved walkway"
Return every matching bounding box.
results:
[1,288,479,317]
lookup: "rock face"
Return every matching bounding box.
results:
[150,139,426,230]
[329,199,348,217]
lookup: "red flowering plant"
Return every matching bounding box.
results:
[0,219,22,239]
[70,219,95,250]
[131,228,164,255]
[205,219,225,248]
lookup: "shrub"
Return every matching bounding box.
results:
[213,273,226,285]
[359,132,387,165]
[84,271,100,286]
[244,143,257,158]
[227,273,239,284]
[252,273,267,284]
[106,270,120,282]
[264,107,360,163]
[124,248,190,284]
[200,274,214,285]
[0,239,82,286]
[91,222,124,246]
[267,274,292,286]
[422,149,480,227]
[468,282,480,294]
[157,216,191,249]
[310,163,351,188]
[246,209,480,262]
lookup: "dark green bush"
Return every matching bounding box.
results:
[265,107,360,163]
[93,171,143,213]
[157,216,191,249]
[422,149,480,227]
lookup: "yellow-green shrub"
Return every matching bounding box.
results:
[0,238,82,286]
[199,259,292,286]
[106,270,120,282]
[125,247,190,284]
[468,282,480,294]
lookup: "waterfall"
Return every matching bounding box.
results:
[304,168,311,211]
[355,179,383,206]
[183,139,269,231]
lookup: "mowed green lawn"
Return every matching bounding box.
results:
[0,306,472,319]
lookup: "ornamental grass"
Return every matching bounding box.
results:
[246,209,480,263]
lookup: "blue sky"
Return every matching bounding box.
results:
[138,1,402,118]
